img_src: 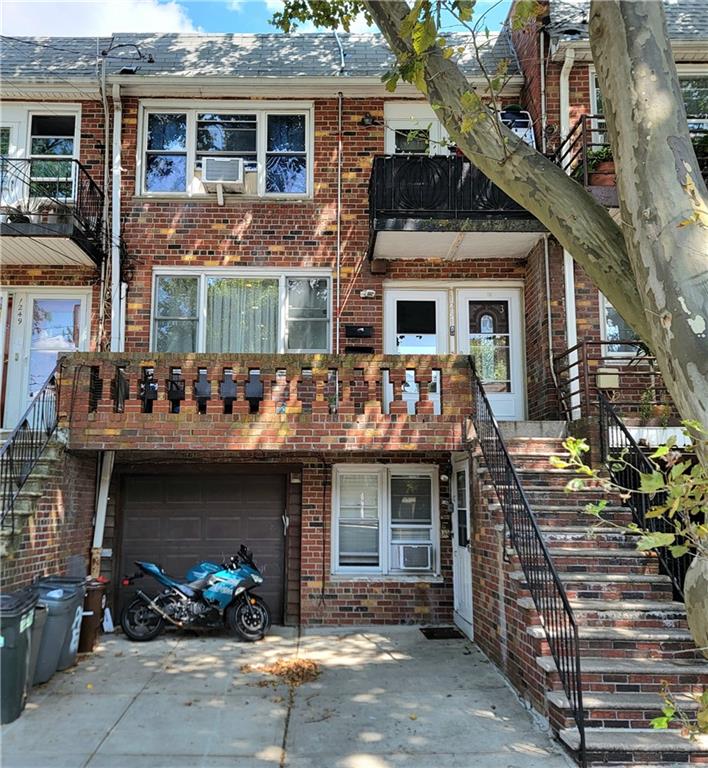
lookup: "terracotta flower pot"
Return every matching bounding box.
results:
[684,554,708,660]
[589,159,616,186]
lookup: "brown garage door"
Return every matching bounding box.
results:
[119,471,287,623]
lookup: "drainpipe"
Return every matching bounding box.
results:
[539,29,547,153]
[543,234,559,392]
[91,450,115,578]
[335,91,343,354]
[97,56,110,349]
[110,83,122,352]
[559,48,580,418]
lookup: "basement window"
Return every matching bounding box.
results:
[332,465,439,576]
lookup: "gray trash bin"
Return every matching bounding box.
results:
[0,589,37,724]
[35,577,86,671]
[32,585,81,684]
[28,603,48,687]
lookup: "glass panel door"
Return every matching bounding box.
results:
[28,298,82,398]
[457,288,524,420]
[384,290,449,354]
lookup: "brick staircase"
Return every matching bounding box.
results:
[486,435,708,766]
[0,433,65,559]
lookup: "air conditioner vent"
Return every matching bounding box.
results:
[202,157,244,190]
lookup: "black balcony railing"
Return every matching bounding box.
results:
[0,156,106,263]
[469,356,585,767]
[369,154,530,221]
[553,114,708,187]
[598,392,690,601]
[1,363,61,534]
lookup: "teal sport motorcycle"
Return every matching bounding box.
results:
[120,544,271,642]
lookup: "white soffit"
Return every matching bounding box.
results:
[373,231,544,261]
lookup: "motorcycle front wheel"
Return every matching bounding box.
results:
[121,598,165,641]
[227,595,271,642]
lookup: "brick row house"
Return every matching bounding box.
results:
[1,1,706,763]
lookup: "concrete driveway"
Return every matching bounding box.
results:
[1,627,573,768]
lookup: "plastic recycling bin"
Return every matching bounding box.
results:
[28,603,48,688]
[0,589,37,724]
[79,579,108,653]
[34,577,86,671]
[32,583,83,683]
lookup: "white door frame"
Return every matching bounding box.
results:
[451,453,473,639]
[456,286,525,420]
[3,287,91,427]
[384,289,449,354]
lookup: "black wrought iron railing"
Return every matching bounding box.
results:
[0,156,106,258]
[598,391,689,600]
[469,357,585,765]
[369,154,530,220]
[0,363,61,533]
[552,114,708,185]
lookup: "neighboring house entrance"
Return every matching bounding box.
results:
[384,284,525,420]
[1,288,90,428]
[118,470,288,623]
[451,456,473,639]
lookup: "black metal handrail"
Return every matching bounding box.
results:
[0,362,61,532]
[369,154,531,220]
[553,114,708,184]
[0,156,106,255]
[598,391,689,600]
[468,356,585,765]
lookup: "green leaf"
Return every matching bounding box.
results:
[412,16,437,54]
[650,445,670,459]
[650,716,670,730]
[639,471,665,494]
[637,532,675,551]
[549,456,569,469]
[669,544,689,558]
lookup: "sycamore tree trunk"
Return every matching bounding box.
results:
[364,0,708,435]
[589,0,708,437]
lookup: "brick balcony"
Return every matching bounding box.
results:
[60,353,473,453]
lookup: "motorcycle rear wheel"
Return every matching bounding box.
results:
[121,598,165,641]
[227,595,271,642]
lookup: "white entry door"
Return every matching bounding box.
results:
[457,288,524,420]
[3,290,90,427]
[384,290,449,354]
[451,456,473,639]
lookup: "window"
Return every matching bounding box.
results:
[145,113,187,193]
[600,293,637,355]
[30,114,76,198]
[152,270,330,353]
[140,105,311,196]
[394,127,430,155]
[0,127,10,156]
[333,466,438,575]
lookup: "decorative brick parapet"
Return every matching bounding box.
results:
[59,352,473,453]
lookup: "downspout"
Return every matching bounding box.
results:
[543,234,559,392]
[91,450,115,578]
[110,83,122,352]
[97,56,110,349]
[539,28,547,153]
[336,91,343,354]
[559,47,580,418]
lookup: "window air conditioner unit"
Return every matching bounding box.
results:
[398,543,432,570]
[202,157,244,192]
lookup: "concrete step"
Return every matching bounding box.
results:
[570,598,685,613]
[529,625,694,643]
[511,570,674,601]
[559,726,708,757]
[539,655,706,683]
[499,421,567,440]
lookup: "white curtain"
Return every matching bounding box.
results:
[206,278,278,353]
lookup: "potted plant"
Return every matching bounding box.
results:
[586,146,616,186]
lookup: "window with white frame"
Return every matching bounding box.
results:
[600,293,637,356]
[152,271,330,353]
[29,114,76,199]
[140,105,311,196]
[333,465,438,575]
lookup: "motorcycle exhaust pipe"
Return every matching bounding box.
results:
[136,589,184,628]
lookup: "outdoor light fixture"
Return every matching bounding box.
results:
[360,112,383,127]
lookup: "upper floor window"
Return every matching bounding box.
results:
[600,293,637,356]
[152,269,330,353]
[139,104,312,197]
[30,114,76,199]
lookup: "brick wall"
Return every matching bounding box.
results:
[1,444,98,590]
[299,453,453,626]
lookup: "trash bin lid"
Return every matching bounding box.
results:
[0,590,38,618]
[33,584,78,602]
